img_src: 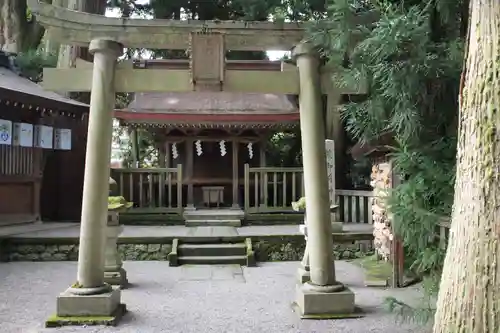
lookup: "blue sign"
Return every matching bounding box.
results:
[0,131,9,142]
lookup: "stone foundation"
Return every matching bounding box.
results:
[5,238,373,262]
[8,244,172,262]
[253,237,373,261]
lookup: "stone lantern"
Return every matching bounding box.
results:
[105,177,131,288]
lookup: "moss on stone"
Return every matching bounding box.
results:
[8,243,172,262]
[70,282,83,288]
[244,213,304,225]
[253,236,373,262]
[45,304,126,328]
[253,236,304,261]
[6,237,372,263]
[351,254,392,283]
[291,303,365,319]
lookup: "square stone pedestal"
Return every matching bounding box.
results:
[46,287,126,327]
[297,267,311,284]
[294,284,359,319]
[331,222,343,232]
[104,268,128,288]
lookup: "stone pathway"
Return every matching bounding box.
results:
[0,222,76,237]
[179,265,245,282]
[0,261,429,333]
[0,223,372,239]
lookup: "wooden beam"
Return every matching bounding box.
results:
[28,1,377,51]
[42,67,367,94]
[28,0,304,51]
[42,68,192,92]
[186,139,194,208]
[232,140,239,207]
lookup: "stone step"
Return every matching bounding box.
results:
[185,219,241,227]
[178,255,247,265]
[184,215,244,221]
[178,243,246,257]
[183,210,245,222]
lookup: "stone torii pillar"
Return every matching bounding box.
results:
[292,41,356,318]
[51,39,126,326]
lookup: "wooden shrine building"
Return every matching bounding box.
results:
[114,64,300,210]
[0,52,89,225]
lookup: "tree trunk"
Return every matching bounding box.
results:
[56,0,107,101]
[433,1,500,332]
[0,0,45,53]
[43,0,65,55]
[57,0,107,67]
[74,0,106,61]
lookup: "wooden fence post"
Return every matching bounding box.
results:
[176,164,183,214]
[244,163,250,213]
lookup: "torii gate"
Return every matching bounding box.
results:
[28,0,369,325]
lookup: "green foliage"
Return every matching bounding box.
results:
[310,0,467,324]
[388,137,456,273]
[267,131,302,167]
[384,275,441,324]
[15,49,57,82]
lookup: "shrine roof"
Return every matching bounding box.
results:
[0,52,88,112]
[115,92,299,128]
[126,92,297,114]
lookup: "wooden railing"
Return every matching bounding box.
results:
[244,164,304,213]
[336,189,373,224]
[0,145,35,175]
[111,166,183,214]
[243,164,373,224]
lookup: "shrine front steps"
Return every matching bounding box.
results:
[177,243,247,266]
[185,219,241,227]
[169,239,256,267]
[183,209,244,227]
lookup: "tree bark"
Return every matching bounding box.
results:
[43,0,64,55]
[57,0,107,68]
[0,0,45,53]
[56,0,107,101]
[433,1,500,332]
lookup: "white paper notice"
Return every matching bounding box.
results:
[34,125,54,149]
[13,123,34,147]
[54,128,72,150]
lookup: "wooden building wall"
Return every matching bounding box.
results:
[0,101,88,224]
[0,104,43,225]
[171,140,263,183]
[161,138,264,207]
[40,117,88,221]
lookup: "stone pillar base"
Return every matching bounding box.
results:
[184,204,196,211]
[331,222,343,232]
[294,283,358,319]
[104,268,128,288]
[47,287,126,327]
[297,267,311,284]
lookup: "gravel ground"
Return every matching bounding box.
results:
[0,261,429,333]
